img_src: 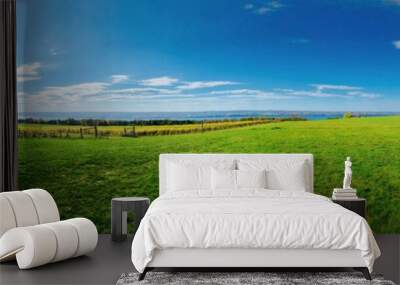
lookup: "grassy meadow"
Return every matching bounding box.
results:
[18,116,400,233]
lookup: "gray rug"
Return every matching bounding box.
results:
[116,272,396,285]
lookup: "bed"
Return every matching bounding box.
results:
[131,154,380,280]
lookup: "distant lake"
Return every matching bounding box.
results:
[18,111,399,122]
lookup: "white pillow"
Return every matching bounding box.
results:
[167,162,211,191]
[238,159,307,191]
[211,169,268,191]
[211,168,236,191]
[236,169,267,189]
[166,159,236,192]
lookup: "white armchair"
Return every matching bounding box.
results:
[0,189,98,269]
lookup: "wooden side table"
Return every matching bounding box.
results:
[332,198,366,218]
[111,197,150,242]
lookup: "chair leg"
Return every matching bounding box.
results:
[138,268,148,281]
[354,267,372,280]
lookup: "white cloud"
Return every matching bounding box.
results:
[177,81,238,90]
[214,88,341,99]
[277,84,380,99]
[34,82,110,104]
[109,87,180,95]
[49,48,66,56]
[17,76,41,82]
[291,38,310,44]
[281,89,343,98]
[269,0,283,9]
[210,89,259,95]
[29,84,186,105]
[256,7,271,15]
[311,84,363,91]
[244,0,283,15]
[23,73,381,112]
[392,40,400,49]
[211,89,269,96]
[211,89,292,99]
[17,62,41,75]
[111,74,129,83]
[17,62,42,82]
[50,48,57,56]
[346,91,380,99]
[93,93,195,102]
[139,76,179,86]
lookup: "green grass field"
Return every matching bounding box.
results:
[18,116,400,233]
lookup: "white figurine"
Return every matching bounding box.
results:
[343,157,352,190]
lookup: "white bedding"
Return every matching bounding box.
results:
[131,190,380,273]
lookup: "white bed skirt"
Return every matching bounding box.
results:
[148,248,366,268]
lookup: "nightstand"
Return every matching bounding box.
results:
[332,198,366,218]
[111,197,150,241]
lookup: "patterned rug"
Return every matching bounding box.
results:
[116,271,396,285]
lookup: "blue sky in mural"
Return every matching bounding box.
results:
[16,0,400,112]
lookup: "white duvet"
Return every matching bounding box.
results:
[131,190,380,273]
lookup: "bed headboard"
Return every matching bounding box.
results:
[159,153,314,195]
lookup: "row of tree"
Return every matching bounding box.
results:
[18,116,305,126]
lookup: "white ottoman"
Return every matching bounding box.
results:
[0,189,98,269]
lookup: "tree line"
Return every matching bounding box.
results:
[18,116,305,126]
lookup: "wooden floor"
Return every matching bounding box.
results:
[0,234,399,285]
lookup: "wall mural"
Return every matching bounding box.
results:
[17,0,400,233]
